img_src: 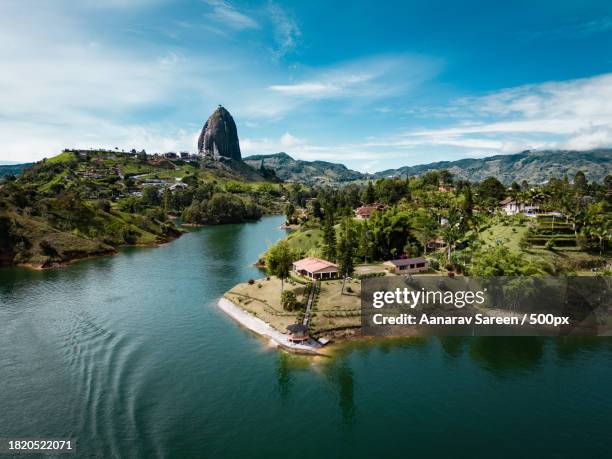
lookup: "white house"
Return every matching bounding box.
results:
[500,197,539,216]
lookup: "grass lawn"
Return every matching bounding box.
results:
[479,223,527,252]
[285,227,323,256]
[225,277,307,332]
[225,275,363,334]
[310,279,361,332]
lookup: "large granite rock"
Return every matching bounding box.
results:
[197,106,242,160]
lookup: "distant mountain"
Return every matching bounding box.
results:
[243,152,367,185]
[0,163,31,178]
[375,149,612,184]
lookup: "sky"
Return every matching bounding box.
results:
[1,0,612,171]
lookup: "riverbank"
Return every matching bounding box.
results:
[7,234,183,271]
[217,297,326,355]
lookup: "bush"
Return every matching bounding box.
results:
[545,239,556,251]
[281,290,298,311]
[248,279,255,285]
[428,258,440,270]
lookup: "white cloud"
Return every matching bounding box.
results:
[404,73,612,154]
[279,132,305,148]
[203,0,259,30]
[267,2,301,58]
[269,81,346,97]
[0,2,241,161]
[268,54,442,100]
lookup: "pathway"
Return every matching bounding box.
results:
[302,281,316,326]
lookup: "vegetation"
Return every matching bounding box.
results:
[280,290,299,311]
[0,150,286,267]
[265,167,611,277]
[265,240,297,292]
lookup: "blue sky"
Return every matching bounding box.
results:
[1,0,612,171]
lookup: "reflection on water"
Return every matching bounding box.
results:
[1,215,611,458]
[468,337,546,373]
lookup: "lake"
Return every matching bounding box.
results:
[0,215,610,458]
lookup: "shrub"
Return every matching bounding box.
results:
[248,279,255,285]
[545,239,556,251]
[428,258,440,270]
[281,290,298,311]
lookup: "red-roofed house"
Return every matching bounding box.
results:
[354,203,388,219]
[293,257,339,280]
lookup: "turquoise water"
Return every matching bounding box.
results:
[0,215,611,458]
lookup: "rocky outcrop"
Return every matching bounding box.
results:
[197,106,242,161]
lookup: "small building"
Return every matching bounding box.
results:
[427,237,446,250]
[293,257,339,280]
[500,197,540,216]
[500,197,520,215]
[354,203,387,219]
[286,324,309,343]
[163,152,178,160]
[383,257,428,274]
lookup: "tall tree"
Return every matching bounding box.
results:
[574,171,588,193]
[462,185,474,219]
[266,240,294,292]
[441,205,463,262]
[337,217,356,293]
[478,177,506,201]
[362,180,376,204]
[284,202,296,225]
[322,214,337,261]
[358,220,372,262]
[414,209,438,255]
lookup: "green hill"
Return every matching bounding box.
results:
[0,150,285,268]
[243,152,366,185]
[244,149,611,185]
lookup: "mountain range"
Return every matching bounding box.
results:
[0,162,32,178]
[374,149,612,184]
[4,149,611,186]
[244,149,611,185]
[243,152,364,185]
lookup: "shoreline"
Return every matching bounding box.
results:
[9,234,182,271]
[217,297,327,356]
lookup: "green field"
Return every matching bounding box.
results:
[285,227,324,257]
[478,221,603,274]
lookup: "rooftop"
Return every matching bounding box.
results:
[293,257,338,273]
[384,257,427,267]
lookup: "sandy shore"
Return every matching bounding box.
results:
[217,297,324,355]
